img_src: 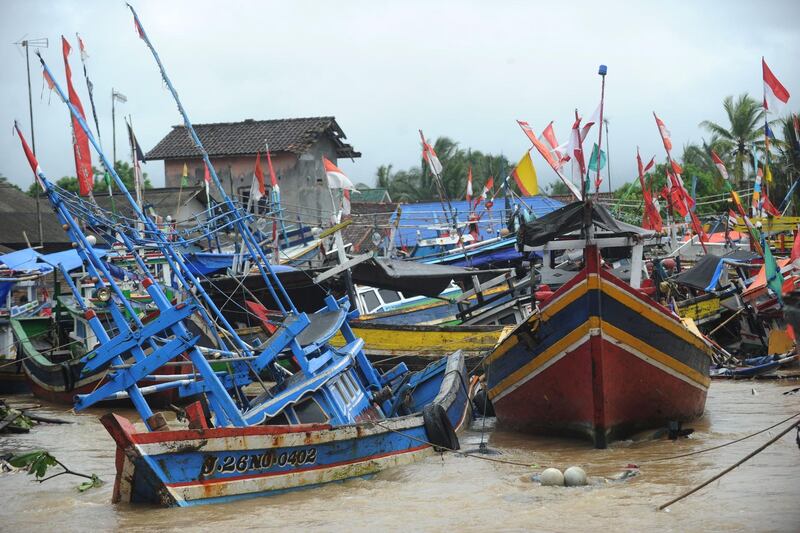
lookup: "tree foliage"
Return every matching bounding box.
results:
[375,137,511,203]
[26,161,151,197]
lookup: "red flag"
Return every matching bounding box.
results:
[252,153,266,201]
[541,121,563,163]
[266,148,279,191]
[791,231,800,263]
[762,58,790,110]
[133,16,145,39]
[762,191,781,217]
[518,120,559,170]
[13,121,45,191]
[671,160,683,176]
[473,176,494,209]
[654,113,673,152]
[637,150,655,178]
[568,116,586,179]
[688,210,707,242]
[419,131,443,175]
[637,149,661,232]
[62,36,93,196]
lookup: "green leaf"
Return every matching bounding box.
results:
[77,474,103,492]
[8,450,46,468]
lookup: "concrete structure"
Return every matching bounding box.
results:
[146,117,360,226]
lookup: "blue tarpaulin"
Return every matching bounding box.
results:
[0,248,108,274]
[392,195,564,248]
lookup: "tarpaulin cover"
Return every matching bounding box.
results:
[672,250,760,292]
[184,252,297,276]
[0,247,108,274]
[392,195,564,248]
[351,258,483,298]
[517,201,650,248]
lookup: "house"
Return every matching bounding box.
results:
[93,187,211,230]
[145,117,360,225]
[0,181,71,252]
[354,187,392,203]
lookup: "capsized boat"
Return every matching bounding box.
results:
[18,11,471,507]
[484,202,714,447]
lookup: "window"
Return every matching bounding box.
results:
[378,290,401,305]
[362,291,380,313]
[294,398,329,424]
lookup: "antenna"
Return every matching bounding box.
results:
[14,36,48,248]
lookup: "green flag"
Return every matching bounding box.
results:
[103,171,113,195]
[762,234,783,305]
[587,143,607,172]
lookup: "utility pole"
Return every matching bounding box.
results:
[111,88,127,166]
[16,37,48,248]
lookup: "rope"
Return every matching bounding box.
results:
[639,412,800,464]
[659,417,800,510]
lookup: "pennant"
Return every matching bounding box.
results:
[62,36,93,196]
[791,229,800,263]
[587,143,606,172]
[762,233,784,304]
[474,176,495,209]
[203,162,211,198]
[342,189,351,217]
[671,160,683,176]
[266,147,279,192]
[541,121,564,164]
[654,113,673,152]
[510,151,538,196]
[181,163,189,187]
[77,33,88,61]
[465,165,473,203]
[710,150,730,184]
[568,116,587,181]
[42,69,55,91]
[517,120,581,199]
[251,152,266,202]
[762,58,790,111]
[762,191,781,217]
[133,14,145,39]
[420,132,443,175]
[126,121,145,162]
[13,121,45,191]
[579,104,600,144]
[637,150,655,178]
[323,156,356,190]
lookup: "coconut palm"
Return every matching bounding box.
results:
[699,93,764,186]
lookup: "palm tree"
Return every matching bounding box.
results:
[699,93,764,186]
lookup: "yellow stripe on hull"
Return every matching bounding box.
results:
[331,325,512,356]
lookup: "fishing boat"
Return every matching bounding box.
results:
[13,10,471,508]
[484,202,714,447]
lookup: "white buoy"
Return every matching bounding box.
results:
[564,466,587,487]
[86,235,97,246]
[540,467,564,486]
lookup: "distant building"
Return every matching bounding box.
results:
[354,187,392,203]
[145,117,360,224]
[94,187,210,230]
[0,182,70,252]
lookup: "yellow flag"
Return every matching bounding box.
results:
[765,163,773,183]
[181,163,189,186]
[511,151,538,196]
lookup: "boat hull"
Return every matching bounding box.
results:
[486,247,712,447]
[101,352,471,507]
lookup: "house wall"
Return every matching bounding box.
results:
[162,139,342,226]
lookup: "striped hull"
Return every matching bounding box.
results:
[101,352,471,507]
[486,247,712,448]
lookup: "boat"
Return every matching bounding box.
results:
[484,202,714,448]
[14,13,471,508]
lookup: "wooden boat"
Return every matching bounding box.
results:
[484,202,714,448]
[102,351,470,506]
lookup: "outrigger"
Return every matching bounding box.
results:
[11,5,470,507]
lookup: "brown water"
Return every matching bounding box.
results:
[1,380,798,532]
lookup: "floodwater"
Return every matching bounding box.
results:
[1,380,799,532]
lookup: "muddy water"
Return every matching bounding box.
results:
[1,380,798,532]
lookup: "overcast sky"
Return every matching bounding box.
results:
[1,0,798,194]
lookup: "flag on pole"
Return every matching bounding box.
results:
[133,14,145,39]
[541,121,564,165]
[791,228,800,263]
[579,104,600,144]
[13,121,45,191]
[637,149,655,177]
[510,151,538,196]
[266,147,279,193]
[251,153,266,202]
[567,116,587,181]
[587,143,607,172]
[517,120,581,199]
[203,162,211,197]
[637,149,661,232]
[762,58,790,111]
[473,176,494,209]
[420,134,443,175]
[323,157,356,190]
[342,189,352,217]
[61,36,93,196]
[465,165,473,204]
[181,163,189,187]
[762,191,781,217]
[711,150,730,184]
[654,113,673,152]
[762,233,784,305]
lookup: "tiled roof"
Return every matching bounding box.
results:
[0,182,71,247]
[145,117,360,160]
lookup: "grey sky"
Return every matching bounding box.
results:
[1,0,798,194]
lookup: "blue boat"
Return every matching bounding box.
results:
[13,7,471,507]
